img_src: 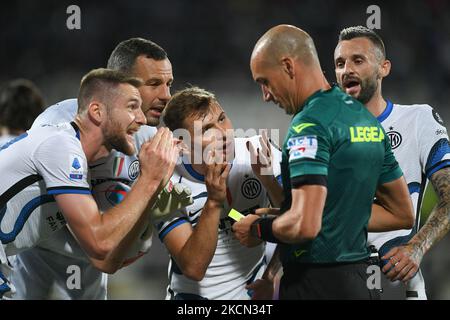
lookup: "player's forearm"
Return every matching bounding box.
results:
[409,168,450,255]
[411,202,450,256]
[176,200,222,281]
[368,203,414,232]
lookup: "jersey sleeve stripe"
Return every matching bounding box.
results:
[0,174,42,204]
[47,187,91,195]
[426,160,450,179]
[425,138,450,173]
[159,217,190,241]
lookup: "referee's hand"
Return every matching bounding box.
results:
[232,214,263,247]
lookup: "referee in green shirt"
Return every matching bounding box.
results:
[233,25,415,299]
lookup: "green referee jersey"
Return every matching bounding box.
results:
[279,85,403,264]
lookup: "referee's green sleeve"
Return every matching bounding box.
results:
[378,131,404,185]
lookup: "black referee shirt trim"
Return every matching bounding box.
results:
[291,174,327,188]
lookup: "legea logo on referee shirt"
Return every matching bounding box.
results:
[287,135,318,161]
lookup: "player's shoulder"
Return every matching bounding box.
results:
[393,103,433,114]
[393,103,445,126]
[32,98,78,128]
[31,122,81,148]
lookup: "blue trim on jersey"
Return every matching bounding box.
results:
[193,191,208,200]
[427,160,450,179]
[276,174,283,187]
[246,258,266,298]
[0,194,55,244]
[47,189,91,195]
[159,218,189,241]
[70,121,81,140]
[377,100,393,123]
[0,133,28,152]
[0,282,11,298]
[408,182,421,195]
[182,162,205,182]
[425,138,450,177]
[0,269,10,296]
[182,161,234,183]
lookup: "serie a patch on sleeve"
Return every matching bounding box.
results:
[69,155,84,180]
[287,135,318,162]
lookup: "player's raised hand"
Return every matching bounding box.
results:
[138,127,179,186]
[205,145,231,206]
[247,130,274,180]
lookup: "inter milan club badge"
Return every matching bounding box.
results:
[387,127,402,150]
[241,178,262,199]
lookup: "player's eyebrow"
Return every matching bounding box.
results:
[128,97,141,105]
[350,54,366,60]
[202,111,225,131]
[145,78,160,84]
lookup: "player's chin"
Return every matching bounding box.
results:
[145,115,160,127]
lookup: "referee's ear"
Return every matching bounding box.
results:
[379,59,391,79]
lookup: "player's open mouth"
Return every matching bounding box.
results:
[343,78,361,96]
[148,105,165,118]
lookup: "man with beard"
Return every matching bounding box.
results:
[0,68,180,299]
[334,26,450,299]
[10,38,181,300]
[232,24,415,300]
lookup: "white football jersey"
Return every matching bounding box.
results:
[10,99,155,300]
[0,122,90,256]
[30,99,155,259]
[153,136,282,300]
[368,101,450,252]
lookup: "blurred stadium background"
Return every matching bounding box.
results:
[1,0,449,299]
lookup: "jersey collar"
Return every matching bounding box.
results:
[377,100,393,123]
[182,162,205,182]
[70,121,81,140]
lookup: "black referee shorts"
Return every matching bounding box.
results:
[280,261,380,300]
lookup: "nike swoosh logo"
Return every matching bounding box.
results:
[188,208,202,217]
[294,249,307,257]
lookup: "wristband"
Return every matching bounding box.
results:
[250,215,282,243]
